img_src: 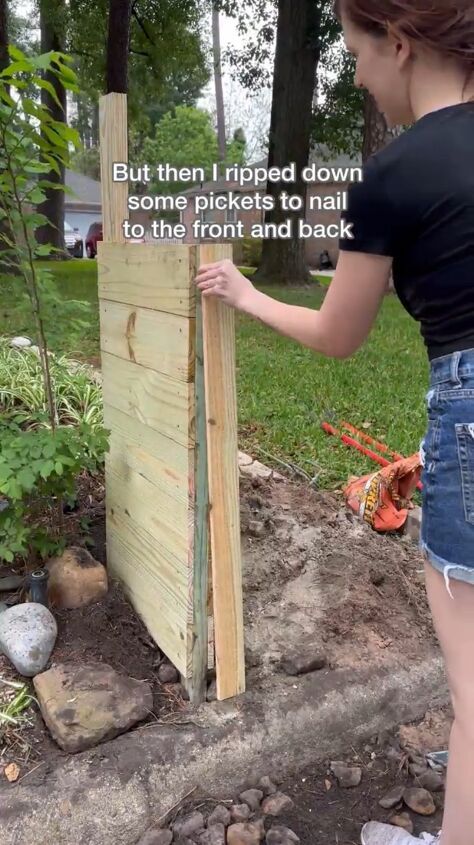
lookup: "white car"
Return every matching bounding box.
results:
[64,222,83,258]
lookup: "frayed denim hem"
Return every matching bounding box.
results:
[420,538,474,599]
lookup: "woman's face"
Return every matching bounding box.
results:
[341,12,414,127]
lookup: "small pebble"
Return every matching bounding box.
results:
[403,787,436,816]
[379,785,405,810]
[230,805,251,823]
[239,789,264,812]
[261,793,294,816]
[207,805,231,827]
[157,662,179,685]
[389,814,414,834]
[258,776,277,796]
[172,812,205,839]
[329,762,362,789]
[137,830,173,845]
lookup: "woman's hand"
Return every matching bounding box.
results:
[195,258,256,312]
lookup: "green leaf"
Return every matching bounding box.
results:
[40,460,55,480]
[55,461,63,476]
[36,79,62,108]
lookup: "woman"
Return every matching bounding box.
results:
[195,2,474,843]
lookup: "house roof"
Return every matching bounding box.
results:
[65,169,101,207]
[180,148,362,197]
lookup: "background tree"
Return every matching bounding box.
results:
[212,2,226,166]
[35,0,68,253]
[0,0,8,73]
[106,0,132,94]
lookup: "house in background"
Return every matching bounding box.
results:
[65,169,102,241]
[180,147,362,268]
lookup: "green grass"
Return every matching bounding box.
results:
[2,260,429,490]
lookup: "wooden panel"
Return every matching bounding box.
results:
[99,94,128,243]
[187,300,209,701]
[103,405,189,506]
[200,244,245,700]
[100,299,194,382]
[102,352,194,449]
[106,528,188,675]
[105,452,190,567]
[98,243,197,318]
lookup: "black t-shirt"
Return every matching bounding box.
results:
[339,102,474,360]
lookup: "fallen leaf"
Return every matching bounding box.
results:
[5,763,20,782]
[325,779,332,791]
[362,421,371,429]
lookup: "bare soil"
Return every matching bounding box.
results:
[1,470,439,786]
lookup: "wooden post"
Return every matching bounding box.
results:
[99,93,128,243]
[200,244,245,699]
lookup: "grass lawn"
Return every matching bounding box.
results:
[2,259,429,491]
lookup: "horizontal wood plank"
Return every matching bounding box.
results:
[102,352,194,449]
[100,300,194,382]
[98,243,197,317]
[106,528,188,675]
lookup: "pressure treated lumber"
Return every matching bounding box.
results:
[200,244,245,699]
[99,93,128,243]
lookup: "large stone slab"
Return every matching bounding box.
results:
[33,662,153,753]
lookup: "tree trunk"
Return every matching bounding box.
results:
[362,91,391,162]
[0,0,8,74]
[253,0,320,285]
[106,0,132,94]
[36,0,67,254]
[212,4,227,166]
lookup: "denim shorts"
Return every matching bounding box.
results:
[420,348,474,595]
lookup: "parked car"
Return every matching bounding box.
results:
[85,221,103,259]
[64,221,83,258]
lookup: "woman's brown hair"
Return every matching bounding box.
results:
[334,0,474,97]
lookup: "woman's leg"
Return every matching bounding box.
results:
[424,561,474,845]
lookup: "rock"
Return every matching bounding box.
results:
[173,812,205,840]
[248,520,265,538]
[207,680,217,702]
[379,785,405,809]
[409,762,427,778]
[404,507,422,542]
[207,806,231,827]
[157,662,179,685]
[239,789,264,812]
[0,603,7,614]
[389,814,414,834]
[10,336,32,348]
[227,822,265,845]
[231,805,251,823]
[403,787,436,816]
[330,762,362,789]
[417,770,444,792]
[258,777,278,796]
[198,824,226,845]
[261,793,294,816]
[0,603,57,677]
[46,546,108,610]
[280,651,327,677]
[266,827,300,845]
[33,662,152,753]
[137,830,173,845]
[0,575,23,592]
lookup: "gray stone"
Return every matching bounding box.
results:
[198,824,226,845]
[389,814,414,834]
[207,680,217,702]
[404,508,422,542]
[0,602,57,677]
[417,770,444,792]
[266,827,300,845]
[403,787,436,816]
[248,520,265,538]
[258,777,277,796]
[281,651,327,677]
[172,812,205,840]
[0,575,24,592]
[157,663,179,685]
[330,762,362,788]
[409,762,427,778]
[228,822,265,845]
[10,336,32,348]
[378,785,405,809]
[239,789,264,812]
[33,662,152,753]
[261,794,294,816]
[207,806,231,827]
[138,830,173,845]
[230,805,251,823]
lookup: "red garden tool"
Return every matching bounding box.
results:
[321,419,423,492]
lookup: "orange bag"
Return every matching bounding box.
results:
[343,452,422,532]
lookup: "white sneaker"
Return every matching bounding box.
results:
[361,822,441,845]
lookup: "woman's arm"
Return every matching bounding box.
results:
[195,251,393,359]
